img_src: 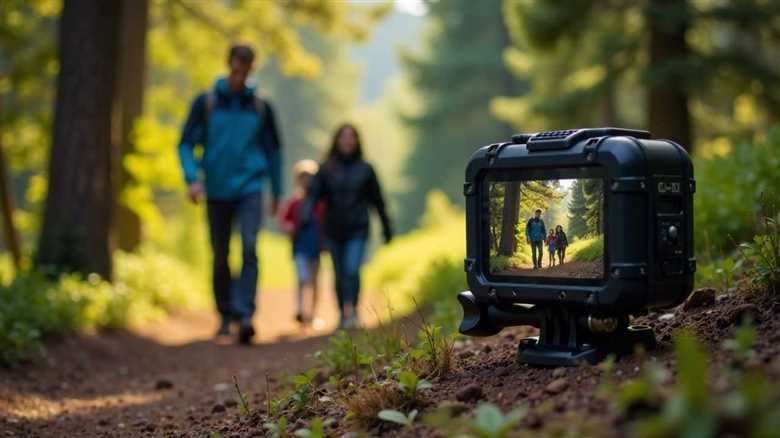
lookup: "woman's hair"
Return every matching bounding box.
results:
[556,225,563,232]
[325,123,363,161]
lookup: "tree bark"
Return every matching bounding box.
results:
[35,0,121,279]
[112,0,148,252]
[0,103,22,270]
[647,0,692,152]
[498,182,520,256]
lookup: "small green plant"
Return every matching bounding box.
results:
[397,370,432,401]
[313,331,372,377]
[410,319,455,378]
[293,418,326,438]
[378,409,418,428]
[467,403,525,438]
[722,319,757,363]
[289,369,318,413]
[739,194,780,293]
[424,402,525,438]
[264,416,290,438]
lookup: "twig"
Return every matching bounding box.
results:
[233,375,250,416]
[265,373,272,416]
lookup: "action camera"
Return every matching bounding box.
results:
[457,128,694,366]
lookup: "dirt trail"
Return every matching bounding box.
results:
[0,287,386,437]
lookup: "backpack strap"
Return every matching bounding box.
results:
[253,95,267,122]
[205,90,216,119]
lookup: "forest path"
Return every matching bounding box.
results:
[0,287,389,437]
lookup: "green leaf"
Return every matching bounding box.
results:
[378,409,413,427]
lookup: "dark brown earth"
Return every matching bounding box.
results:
[496,260,603,279]
[3,287,780,437]
[0,289,388,437]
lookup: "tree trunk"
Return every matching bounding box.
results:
[112,0,148,252]
[498,182,520,256]
[35,0,121,279]
[0,103,22,271]
[647,0,692,153]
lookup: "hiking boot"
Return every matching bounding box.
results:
[343,314,359,330]
[215,317,231,337]
[238,318,255,345]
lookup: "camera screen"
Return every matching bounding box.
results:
[487,177,605,280]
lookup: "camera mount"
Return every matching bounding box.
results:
[458,291,656,366]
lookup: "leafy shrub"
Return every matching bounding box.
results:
[614,328,780,438]
[567,235,603,262]
[0,246,209,365]
[695,128,780,255]
[363,191,465,317]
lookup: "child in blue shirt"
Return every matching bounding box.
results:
[279,160,325,327]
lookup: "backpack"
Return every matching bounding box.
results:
[204,89,267,122]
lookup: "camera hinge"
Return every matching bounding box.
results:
[485,142,512,166]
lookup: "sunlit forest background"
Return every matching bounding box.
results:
[1,0,780,363]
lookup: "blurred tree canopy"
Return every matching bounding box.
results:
[397,0,524,231]
[496,0,780,152]
[1,0,388,277]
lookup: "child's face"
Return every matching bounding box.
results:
[298,173,313,191]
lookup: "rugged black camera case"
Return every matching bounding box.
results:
[459,128,695,365]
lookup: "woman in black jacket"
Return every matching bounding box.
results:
[302,123,393,329]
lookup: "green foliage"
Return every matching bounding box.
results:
[615,330,780,438]
[737,196,780,293]
[695,130,780,256]
[364,191,466,319]
[426,403,525,438]
[293,418,326,438]
[397,0,521,231]
[378,409,418,428]
[264,416,290,438]
[0,247,207,365]
[567,235,604,263]
[468,403,525,438]
[314,331,372,378]
[397,370,432,401]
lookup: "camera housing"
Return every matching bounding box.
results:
[458,128,694,366]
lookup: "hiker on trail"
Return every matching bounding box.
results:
[555,225,568,265]
[546,229,556,268]
[301,123,393,329]
[279,160,325,329]
[177,44,283,344]
[525,209,546,269]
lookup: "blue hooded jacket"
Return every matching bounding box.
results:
[178,78,282,200]
[525,217,546,243]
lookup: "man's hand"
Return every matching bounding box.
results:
[187,182,204,204]
[269,197,279,216]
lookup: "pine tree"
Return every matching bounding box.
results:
[398,0,523,231]
[499,0,780,152]
[582,179,603,235]
[567,180,589,239]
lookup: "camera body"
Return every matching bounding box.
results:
[458,128,695,365]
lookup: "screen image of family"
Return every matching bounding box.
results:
[488,178,605,279]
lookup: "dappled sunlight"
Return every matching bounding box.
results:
[0,390,163,421]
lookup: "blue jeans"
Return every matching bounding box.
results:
[530,240,543,268]
[207,192,262,321]
[328,237,367,317]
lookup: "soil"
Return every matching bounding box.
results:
[0,288,387,437]
[3,285,780,437]
[495,260,603,279]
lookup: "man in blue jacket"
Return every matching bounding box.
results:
[178,45,282,344]
[525,209,546,269]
